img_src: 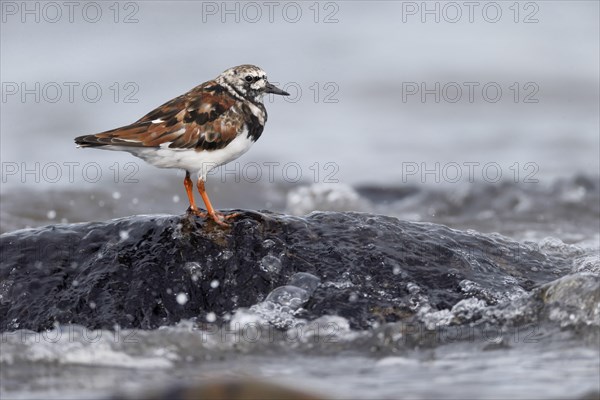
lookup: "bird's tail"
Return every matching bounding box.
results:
[74,135,107,148]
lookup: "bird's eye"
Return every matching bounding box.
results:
[245,76,253,82]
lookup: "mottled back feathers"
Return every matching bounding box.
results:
[75,80,267,152]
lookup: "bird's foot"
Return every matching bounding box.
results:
[208,211,240,227]
[186,207,207,218]
[187,207,240,227]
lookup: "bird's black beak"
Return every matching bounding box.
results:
[265,82,289,96]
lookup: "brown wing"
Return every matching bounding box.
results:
[74,81,244,151]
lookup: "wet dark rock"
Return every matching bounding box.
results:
[0,211,573,331]
[110,379,323,400]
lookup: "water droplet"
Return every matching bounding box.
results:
[176,293,188,305]
[206,312,216,322]
[119,230,130,240]
[172,195,180,203]
[210,279,219,289]
[262,239,276,249]
[112,191,121,199]
[407,283,420,294]
[47,210,56,219]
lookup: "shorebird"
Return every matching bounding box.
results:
[75,65,289,226]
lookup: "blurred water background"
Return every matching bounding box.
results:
[1,1,598,224]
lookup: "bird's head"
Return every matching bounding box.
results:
[217,64,289,102]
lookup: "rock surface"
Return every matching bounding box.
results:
[0,211,574,331]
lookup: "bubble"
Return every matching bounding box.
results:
[287,272,321,295]
[265,285,309,310]
[260,255,282,273]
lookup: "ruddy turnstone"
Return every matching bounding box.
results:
[75,65,289,226]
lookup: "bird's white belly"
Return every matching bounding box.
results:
[121,132,255,180]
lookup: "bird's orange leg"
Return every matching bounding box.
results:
[197,179,239,227]
[184,171,206,217]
